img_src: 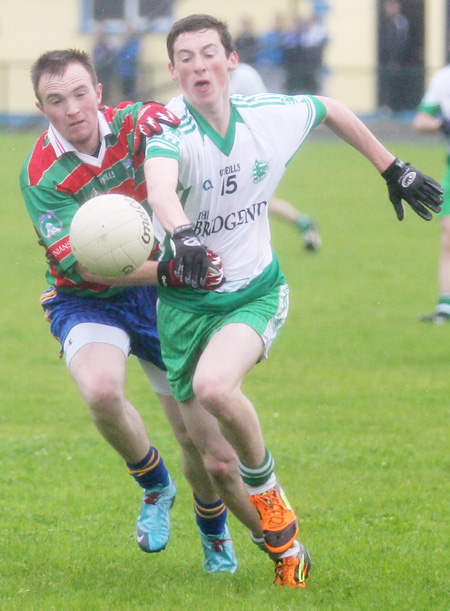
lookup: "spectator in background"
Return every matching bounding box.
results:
[234,17,257,65]
[92,23,117,105]
[282,16,305,95]
[283,14,328,96]
[117,24,142,101]
[297,13,328,94]
[378,0,410,113]
[254,13,287,93]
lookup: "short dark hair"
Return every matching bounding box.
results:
[166,14,234,63]
[31,49,97,102]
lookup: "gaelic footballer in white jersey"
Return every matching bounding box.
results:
[146,93,325,293]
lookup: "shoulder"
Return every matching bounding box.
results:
[165,96,188,120]
[231,93,323,120]
[20,132,56,188]
[101,102,140,132]
[163,96,201,138]
[429,65,450,86]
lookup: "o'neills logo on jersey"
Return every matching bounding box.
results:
[193,201,268,237]
[50,235,72,262]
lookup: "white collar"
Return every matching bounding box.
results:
[47,110,112,167]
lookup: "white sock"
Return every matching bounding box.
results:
[246,473,277,495]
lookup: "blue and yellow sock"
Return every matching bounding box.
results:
[194,494,227,536]
[126,446,170,490]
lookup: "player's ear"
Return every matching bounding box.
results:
[168,62,178,82]
[96,82,102,104]
[228,51,239,72]
[35,100,45,115]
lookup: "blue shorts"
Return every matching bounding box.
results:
[40,285,165,369]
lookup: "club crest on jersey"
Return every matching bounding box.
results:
[251,159,269,184]
[39,211,63,238]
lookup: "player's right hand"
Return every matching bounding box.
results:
[168,224,213,288]
[157,250,225,290]
[133,101,180,154]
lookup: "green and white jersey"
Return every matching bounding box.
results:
[146,93,325,312]
[418,64,450,157]
[419,65,450,118]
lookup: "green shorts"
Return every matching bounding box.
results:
[157,283,289,402]
[440,162,450,217]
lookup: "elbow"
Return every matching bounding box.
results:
[411,117,423,133]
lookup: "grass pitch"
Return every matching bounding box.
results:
[1,130,449,610]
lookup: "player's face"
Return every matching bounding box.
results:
[169,29,238,110]
[36,62,102,155]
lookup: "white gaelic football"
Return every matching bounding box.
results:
[69,194,154,277]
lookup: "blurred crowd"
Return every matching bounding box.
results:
[91,12,329,105]
[233,13,329,96]
[92,0,416,112]
[92,23,143,104]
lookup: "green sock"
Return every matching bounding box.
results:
[295,214,312,232]
[436,295,450,314]
[238,448,275,487]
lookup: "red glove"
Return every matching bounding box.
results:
[157,250,225,290]
[134,102,180,154]
[203,250,225,289]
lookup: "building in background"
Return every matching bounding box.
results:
[0,0,447,123]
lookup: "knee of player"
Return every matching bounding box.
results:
[203,453,238,483]
[82,375,123,413]
[193,375,233,414]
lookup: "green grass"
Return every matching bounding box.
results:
[1,131,449,610]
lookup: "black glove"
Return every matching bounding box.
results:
[170,224,211,288]
[381,158,443,221]
[157,259,180,287]
[440,119,450,136]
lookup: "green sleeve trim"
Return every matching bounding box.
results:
[146,147,179,159]
[305,95,327,127]
[418,102,441,117]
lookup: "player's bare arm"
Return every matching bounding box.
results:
[317,96,395,172]
[317,95,443,221]
[145,156,190,231]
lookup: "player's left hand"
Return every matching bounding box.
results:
[134,102,180,154]
[381,157,443,221]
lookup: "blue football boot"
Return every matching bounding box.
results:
[136,475,176,553]
[200,524,238,573]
